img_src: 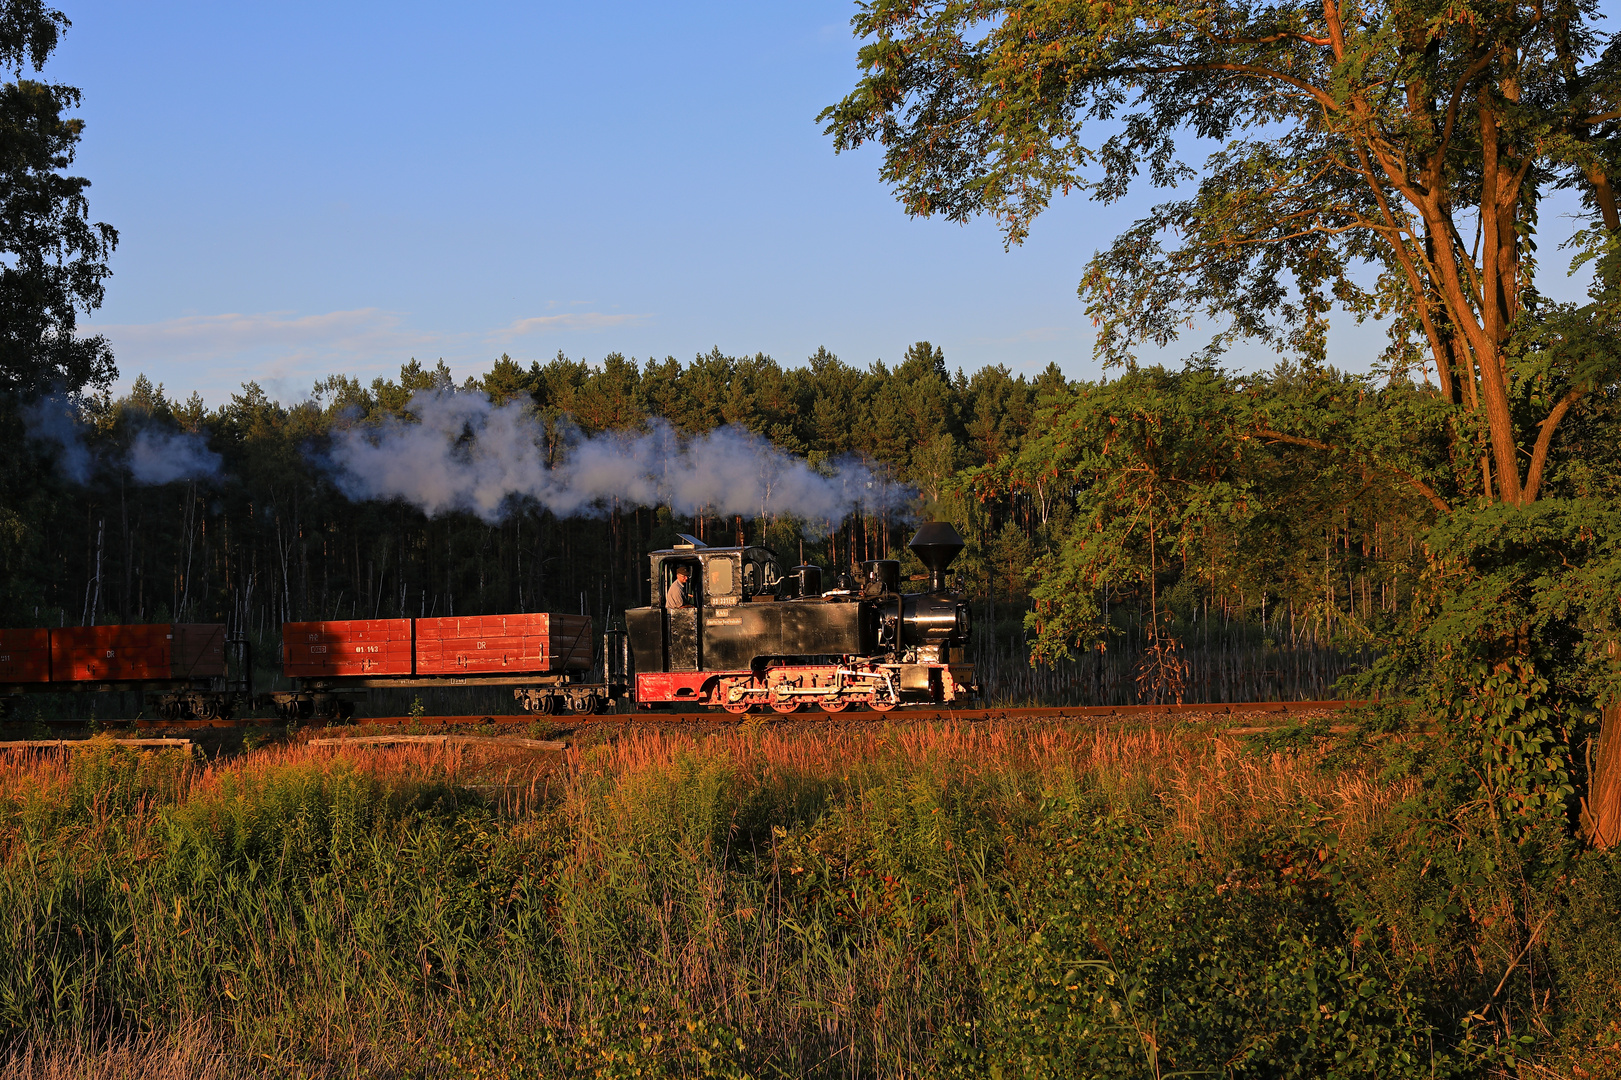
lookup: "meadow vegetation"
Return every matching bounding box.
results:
[0,723,1615,1078]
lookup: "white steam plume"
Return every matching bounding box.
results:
[322,389,913,528]
[21,396,93,483]
[22,394,224,486]
[127,429,225,485]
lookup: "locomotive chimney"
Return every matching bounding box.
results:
[908,521,964,593]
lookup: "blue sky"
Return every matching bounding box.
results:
[50,2,1612,405]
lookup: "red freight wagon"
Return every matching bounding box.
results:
[0,628,50,683]
[282,619,414,678]
[268,613,613,721]
[50,624,226,682]
[415,613,593,675]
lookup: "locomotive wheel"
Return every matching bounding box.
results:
[869,697,898,713]
[277,700,302,723]
[819,699,849,713]
[193,696,220,721]
[537,694,558,716]
[721,700,751,714]
[769,700,801,714]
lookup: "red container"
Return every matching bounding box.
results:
[283,619,414,677]
[0,628,51,683]
[415,613,593,675]
[50,624,226,682]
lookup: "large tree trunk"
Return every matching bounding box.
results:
[1583,705,1621,848]
[1583,642,1621,849]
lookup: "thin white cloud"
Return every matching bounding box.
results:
[94,308,450,360]
[88,306,656,405]
[492,312,651,340]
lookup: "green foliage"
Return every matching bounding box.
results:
[0,729,1615,1074]
[0,1,116,398]
[821,0,1621,505]
[947,808,1479,1079]
[964,365,1444,663]
[1348,500,1621,838]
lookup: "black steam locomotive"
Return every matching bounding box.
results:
[623,521,976,712]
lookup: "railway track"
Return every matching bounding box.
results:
[346,698,1362,727]
[12,698,1367,730]
[0,702,1385,758]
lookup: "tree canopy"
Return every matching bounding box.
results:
[0,0,116,398]
[822,0,1621,505]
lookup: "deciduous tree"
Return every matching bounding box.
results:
[0,0,115,397]
[822,0,1621,505]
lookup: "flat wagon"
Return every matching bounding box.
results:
[268,612,621,720]
[0,623,250,719]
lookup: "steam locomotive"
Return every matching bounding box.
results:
[622,520,977,712]
[0,522,977,720]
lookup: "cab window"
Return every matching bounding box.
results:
[662,560,699,607]
[705,557,735,598]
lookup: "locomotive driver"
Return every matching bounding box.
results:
[667,565,691,608]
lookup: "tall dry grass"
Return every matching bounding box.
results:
[1,1025,252,1080]
[564,722,1413,842]
[0,724,1598,1079]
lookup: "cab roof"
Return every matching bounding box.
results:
[650,544,778,560]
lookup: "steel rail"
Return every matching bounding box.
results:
[0,698,1370,730]
[105,698,1364,729]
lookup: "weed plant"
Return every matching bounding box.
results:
[0,728,1614,1078]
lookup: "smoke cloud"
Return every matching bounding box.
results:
[323,389,913,529]
[22,394,224,486]
[127,429,225,485]
[21,396,94,484]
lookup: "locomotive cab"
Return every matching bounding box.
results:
[626,522,979,712]
[627,539,784,675]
